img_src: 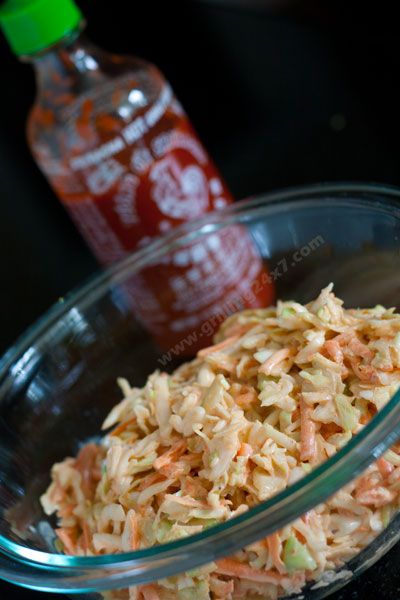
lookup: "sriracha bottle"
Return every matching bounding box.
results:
[0,0,274,352]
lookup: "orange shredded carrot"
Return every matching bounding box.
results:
[349,358,381,384]
[235,389,258,408]
[265,532,285,574]
[55,527,77,555]
[129,511,140,550]
[237,443,253,457]
[153,439,187,470]
[50,483,66,504]
[58,504,74,519]
[137,472,165,492]
[259,348,293,375]
[74,443,100,500]
[325,332,375,367]
[80,520,91,552]
[355,473,375,495]
[214,558,282,583]
[324,339,344,364]
[300,399,316,462]
[377,457,394,478]
[157,452,200,479]
[157,461,186,479]
[359,408,372,425]
[110,416,137,437]
[356,487,396,507]
[320,422,342,437]
[345,333,374,362]
[223,322,255,338]
[139,584,161,600]
[197,335,239,357]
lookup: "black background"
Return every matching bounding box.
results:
[1,0,400,598]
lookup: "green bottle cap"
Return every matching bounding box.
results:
[0,0,82,56]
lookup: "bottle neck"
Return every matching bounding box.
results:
[28,28,101,91]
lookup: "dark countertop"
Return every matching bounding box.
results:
[1,0,400,598]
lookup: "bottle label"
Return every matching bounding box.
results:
[35,81,272,349]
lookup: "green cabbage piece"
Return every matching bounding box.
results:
[283,535,317,572]
[334,394,360,432]
[381,505,393,528]
[155,519,173,543]
[279,411,292,430]
[178,581,209,599]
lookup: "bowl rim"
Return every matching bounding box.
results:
[1,181,400,592]
[2,181,400,377]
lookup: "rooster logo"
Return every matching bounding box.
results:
[150,154,209,219]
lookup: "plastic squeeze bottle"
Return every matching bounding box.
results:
[0,0,274,352]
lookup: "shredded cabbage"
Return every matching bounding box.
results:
[40,286,400,600]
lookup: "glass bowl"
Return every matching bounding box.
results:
[1,183,400,599]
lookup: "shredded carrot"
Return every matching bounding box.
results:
[50,483,66,504]
[326,332,375,366]
[129,512,140,550]
[259,348,293,375]
[355,473,375,494]
[109,416,137,437]
[324,339,344,364]
[300,399,316,462]
[58,504,74,519]
[163,494,209,509]
[157,461,186,479]
[235,389,257,408]
[80,520,91,552]
[55,527,77,555]
[139,584,161,600]
[74,443,100,500]
[215,558,282,583]
[223,322,255,338]
[206,353,237,373]
[137,472,165,492]
[356,487,396,507]
[237,443,253,457]
[344,333,374,362]
[320,422,342,437]
[197,335,239,357]
[153,439,187,470]
[349,358,381,384]
[292,408,300,421]
[40,287,400,598]
[377,457,394,478]
[265,533,285,574]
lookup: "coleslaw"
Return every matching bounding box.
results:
[41,285,400,599]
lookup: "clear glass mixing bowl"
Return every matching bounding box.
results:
[1,183,400,599]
